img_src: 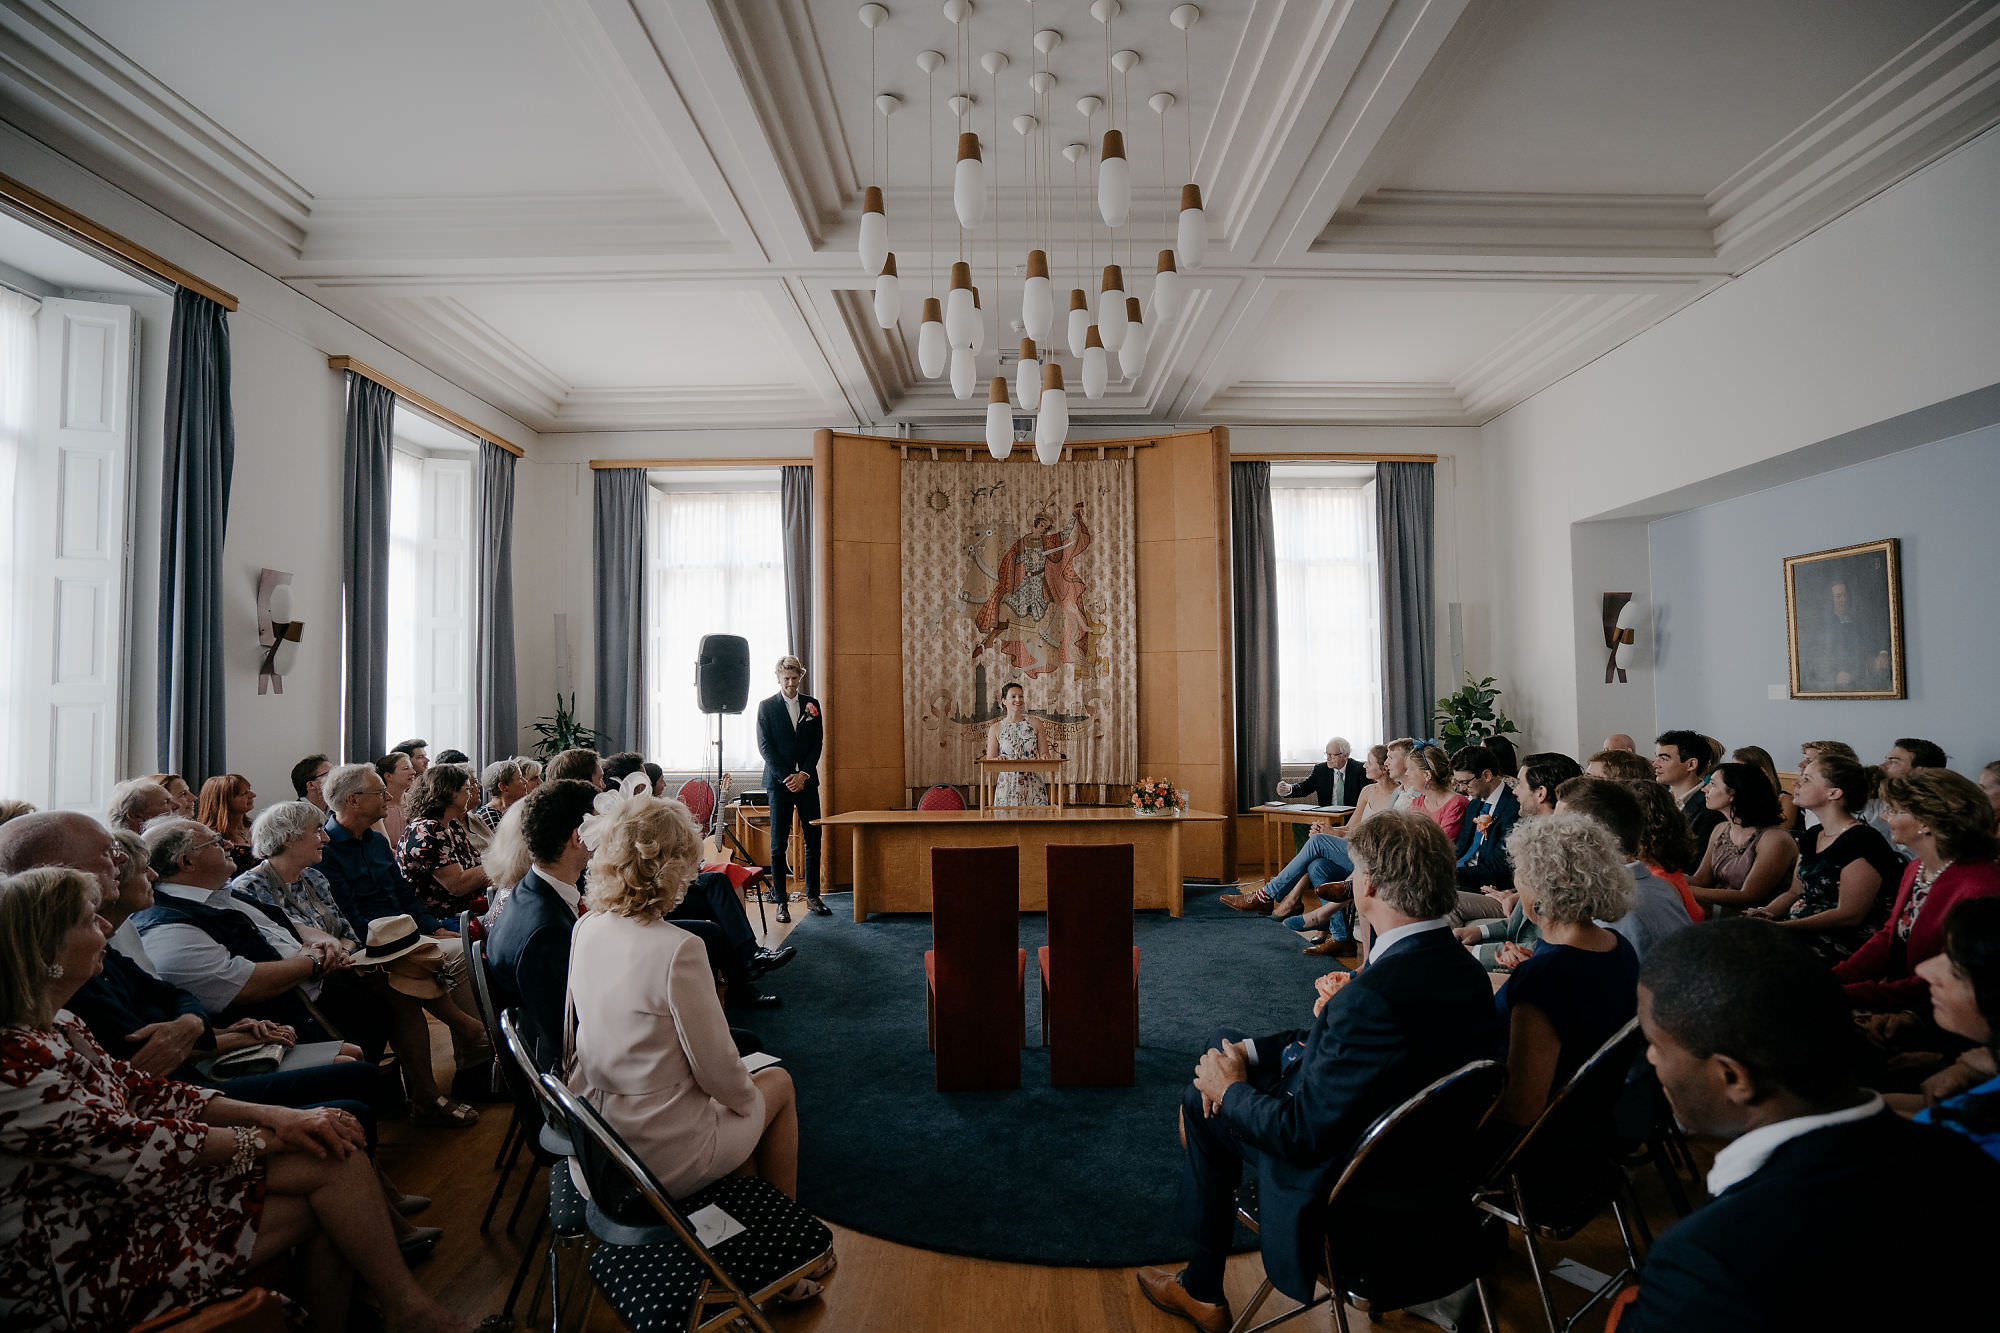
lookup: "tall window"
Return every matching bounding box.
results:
[645,476,785,772]
[385,426,474,753]
[1270,469,1384,762]
[0,288,36,795]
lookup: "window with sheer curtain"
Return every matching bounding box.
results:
[1271,478,1385,763]
[386,446,474,752]
[646,481,785,772]
[0,289,36,793]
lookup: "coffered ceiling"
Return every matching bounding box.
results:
[3,0,1995,435]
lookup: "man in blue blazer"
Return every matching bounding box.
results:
[1449,744,1521,891]
[1140,811,1503,1330]
[485,779,600,1069]
[756,654,827,917]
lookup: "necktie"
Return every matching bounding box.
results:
[1331,767,1343,806]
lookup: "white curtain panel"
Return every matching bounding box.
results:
[1271,481,1386,763]
[645,486,786,772]
[0,289,39,793]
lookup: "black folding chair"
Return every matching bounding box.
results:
[1232,1059,1510,1333]
[496,1009,591,1333]
[537,1071,834,1333]
[1475,1018,1651,1333]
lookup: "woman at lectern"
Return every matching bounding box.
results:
[756,656,828,917]
[985,682,1049,807]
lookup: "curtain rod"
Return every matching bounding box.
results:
[589,457,811,469]
[0,172,238,311]
[1232,451,1439,464]
[327,356,524,457]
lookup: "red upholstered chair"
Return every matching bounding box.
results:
[1038,842,1138,1087]
[675,778,718,827]
[917,784,967,811]
[924,845,1025,1091]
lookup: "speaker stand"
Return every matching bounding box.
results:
[707,713,782,927]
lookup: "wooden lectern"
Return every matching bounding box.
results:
[975,756,1068,809]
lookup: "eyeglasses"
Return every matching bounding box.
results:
[105,844,129,867]
[188,833,229,855]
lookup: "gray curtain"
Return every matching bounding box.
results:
[475,441,519,766]
[1377,460,1436,741]
[339,373,395,764]
[155,288,234,782]
[1230,462,1280,811]
[781,464,813,677]
[593,467,648,755]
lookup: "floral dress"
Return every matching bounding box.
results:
[230,863,362,950]
[992,719,1048,807]
[0,1014,263,1332]
[398,816,481,917]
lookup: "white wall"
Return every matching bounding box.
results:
[1483,125,2000,755]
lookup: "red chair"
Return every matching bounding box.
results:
[1038,843,1138,1087]
[676,778,718,827]
[924,845,1025,1091]
[917,784,967,811]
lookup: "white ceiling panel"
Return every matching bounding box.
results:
[1225,284,1565,385]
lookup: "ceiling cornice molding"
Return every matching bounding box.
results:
[1203,378,1476,425]
[372,295,573,413]
[1706,2,2000,270]
[1450,287,1695,421]
[1313,189,1716,258]
[710,0,852,249]
[0,0,310,257]
[299,192,727,264]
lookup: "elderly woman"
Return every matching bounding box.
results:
[565,794,812,1242]
[477,759,529,832]
[1748,753,1903,961]
[0,867,471,1333]
[1836,770,2000,1013]
[1490,813,1639,1128]
[196,772,260,874]
[397,766,491,919]
[1689,762,1799,915]
[147,772,199,818]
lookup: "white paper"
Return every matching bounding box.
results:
[688,1204,745,1247]
[741,1051,783,1074]
[1549,1259,1612,1291]
[280,1040,347,1071]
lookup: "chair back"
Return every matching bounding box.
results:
[930,844,1021,1091]
[462,911,504,1045]
[1484,1017,1647,1228]
[918,784,967,811]
[677,778,718,828]
[499,1007,572,1145]
[466,922,556,1157]
[1044,842,1136,1086]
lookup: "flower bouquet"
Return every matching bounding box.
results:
[1131,777,1176,815]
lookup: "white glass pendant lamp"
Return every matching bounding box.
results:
[918,297,949,378]
[1119,297,1147,378]
[1153,250,1182,321]
[859,186,888,275]
[954,132,985,230]
[1098,128,1130,228]
[1067,289,1090,358]
[1081,325,1108,399]
[873,253,900,328]
[1035,362,1069,464]
[945,261,976,348]
[986,378,1014,460]
[1017,338,1041,411]
[1022,250,1054,343]
[1177,183,1206,270]
[950,345,977,400]
[1098,265,1127,351]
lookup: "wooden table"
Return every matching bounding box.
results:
[1248,803,1355,881]
[974,756,1068,809]
[816,808,1227,921]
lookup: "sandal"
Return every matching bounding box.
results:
[409,1096,480,1128]
[773,1278,823,1305]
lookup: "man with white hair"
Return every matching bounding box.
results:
[105,777,175,833]
[1275,737,1368,811]
[317,763,452,936]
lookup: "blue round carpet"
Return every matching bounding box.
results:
[746,884,1339,1267]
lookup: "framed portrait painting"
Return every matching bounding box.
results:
[1784,538,1905,700]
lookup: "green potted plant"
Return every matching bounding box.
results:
[528,692,604,760]
[1432,674,1519,748]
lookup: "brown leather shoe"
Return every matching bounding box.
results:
[1218,891,1274,915]
[1137,1267,1231,1333]
[1304,936,1357,958]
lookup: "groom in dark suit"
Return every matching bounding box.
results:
[1140,811,1502,1330]
[1450,743,1522,891]
[756,654,828,917]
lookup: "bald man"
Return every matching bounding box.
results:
[1602,734,1637,753]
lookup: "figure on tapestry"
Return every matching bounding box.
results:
[967,500,1100,678]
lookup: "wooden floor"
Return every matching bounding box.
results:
[387,894,1709,1332]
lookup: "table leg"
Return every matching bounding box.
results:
[851,828,868,922]
[1263,815,1274,881]
[1168,824,1184,917]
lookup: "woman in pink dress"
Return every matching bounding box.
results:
[1405,742,1468,840]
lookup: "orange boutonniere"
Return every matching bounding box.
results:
[1474,813,1494,834]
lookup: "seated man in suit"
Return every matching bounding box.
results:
[485,780,600,1068]
[1447,744,1518,930]
[1621,921,1998,1330]
[1276,736,1368,810]
[1140,811,1503,1331]
[1654,728,1724,851]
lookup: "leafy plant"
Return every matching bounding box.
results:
[1432,674,1518,748]
[528,692,603,760]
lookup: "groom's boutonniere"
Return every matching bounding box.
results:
[1474,812,1494,834]
[804,701,819,720]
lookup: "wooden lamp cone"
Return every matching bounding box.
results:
[921,296,943,323]
[988,377,1010,404]
[863,185,884,214]
[1156,249,1178,275]
[879,253,898,277]
[1101,264,1124,294]
[1020,336,1037,360]
[1085,325,1104,350]
[950,261,972,291]
[1102,128,1125,161]
[1069,288,1088,310]
[957,131,981,163]
[1181,183,1204,212]
[1026,250,1049,278]
[1042,362,1065,391]
[1125,295,1143,321]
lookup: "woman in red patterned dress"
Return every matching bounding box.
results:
[0,867,471,1333]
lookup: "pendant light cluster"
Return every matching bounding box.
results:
[858,1,1213,463]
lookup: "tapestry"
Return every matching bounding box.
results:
[900,456,1137,789]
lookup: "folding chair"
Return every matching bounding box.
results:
[460,909,528,1235]
[537,1071,834,1333]
[496,1009,591,1333]
[1475,1018,1651,1333]
[1232,1059,1510,1333]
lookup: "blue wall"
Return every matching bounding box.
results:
[1648,425,2000,773]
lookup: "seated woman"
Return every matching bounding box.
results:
[1220,747,1395,927]
[1490,814,1639,1129]
[147,771,199,818]
[397,766,492,921]
[985,682,1049,807]
[1456,753,1584,971]
[374,751,416,851]
[1733,744,1800,833]
[1405,742,1467,840]
[1622,778,1703,922]
[1836,769,2000,1013]
[196,772,260,875]
[0,867,469,1333]
[1748,753,1903,961]
[1910,897,2000,1162]
[1689,763,1798,915]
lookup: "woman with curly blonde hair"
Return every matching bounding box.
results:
[1491,813,1639,1128]
[564,793,811,1246]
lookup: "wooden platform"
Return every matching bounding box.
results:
[815,808,1228,920]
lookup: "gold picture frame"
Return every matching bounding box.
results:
[1784,538,1904,700]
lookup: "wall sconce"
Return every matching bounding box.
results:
[257,568,304,695]
[1603,593,1639,684]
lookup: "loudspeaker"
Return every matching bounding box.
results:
[696,634,750,714]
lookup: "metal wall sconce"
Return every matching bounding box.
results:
[257,568,304,694]
[1603,593,1639,684]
